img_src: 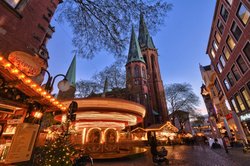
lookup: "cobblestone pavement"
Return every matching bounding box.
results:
[93,145,250,166]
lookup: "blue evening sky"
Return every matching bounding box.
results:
[47,0,216,115]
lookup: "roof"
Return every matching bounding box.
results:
[138,13,155,49]
[146,121,178,132]
[66,55,76,87]
[127,26,145,64]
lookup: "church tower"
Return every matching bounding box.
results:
[138,14,168,123]
[126,26,154,126]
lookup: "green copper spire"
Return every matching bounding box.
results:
[66,55,76,87]
[127,25,145,64]
[138,13,155,49]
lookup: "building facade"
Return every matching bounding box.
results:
[0,0,64,163]
[206,0,250,142]
[126,14,168,126]
[0,0,62,84]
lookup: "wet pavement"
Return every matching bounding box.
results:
[93,145,250,166]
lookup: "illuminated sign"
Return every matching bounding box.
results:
[8,51,41,76]
[240,113,250,122]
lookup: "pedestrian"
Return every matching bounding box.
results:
[211,138,221,149]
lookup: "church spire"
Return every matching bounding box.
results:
[127,25,145,64]
[138,13,155,49]
[66,55,76,87]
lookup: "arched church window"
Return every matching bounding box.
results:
[134,65,140,77]
[143,55,148,69]
[127,67,131,79]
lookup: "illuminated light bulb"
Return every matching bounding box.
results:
[41,91,47,95]
[11,68,19,74]
[0,56,3,61]
[62,107,66,110]
[31,84,37,88]
[36,88,42,92]
[46,95,51,99]
[4,63,11,68]
[25,79,31,84]
[59,104,62,107]
[53,101,59,105]
[50,98,55,102]
[18,74,25,79]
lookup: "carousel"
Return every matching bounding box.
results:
[52,98,147,159]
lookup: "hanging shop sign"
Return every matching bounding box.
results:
[8,51,41,76]
[240,113,250,122]
[4,123,39,164]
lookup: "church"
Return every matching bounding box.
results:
[58,14,169,127]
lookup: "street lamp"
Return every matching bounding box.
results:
[42,69,70,93]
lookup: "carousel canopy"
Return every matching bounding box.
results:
[54,98,146,130]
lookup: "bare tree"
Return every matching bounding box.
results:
[76,58,126,97]
[58,0,172,59]
[165,83,200,125]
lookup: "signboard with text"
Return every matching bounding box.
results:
[5,123,39,164]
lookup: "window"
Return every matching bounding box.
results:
[217,63,223,73]
[217,19,224,34]
[237,3,250,26]
[134,65,140,77]
[231,98,239,113]
[236,55,248,74]
[224,79,230,90]
[226,0,233,6]
[241,88,250,108]
[235,93,246,111]
[213,41,219,51]
[220,5,229,22]
[215,31,221,43]
[3,0,21,8]
[243,42,250,62]
[214,79,222,93]
[231,22,242,41]
[226,36,236,51]
[210,48,216,58]
[220,55,226,67]
[231,65,241,81]
[227,72,235,86]
[223,47,230,60]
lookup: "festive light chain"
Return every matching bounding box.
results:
[0,55,67,111]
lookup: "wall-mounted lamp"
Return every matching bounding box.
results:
[42,69,70,93]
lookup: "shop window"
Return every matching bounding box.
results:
[241,88,250,108]
[230,21,242,41]
[226,0,233,6]
[237,3,250,26]
[223,47,230,60]
[226,36,236,51]
[210,48,216,58]
[235,93,246,111]
[219,55,226,68]
[215,31,221,44]
[217,63,223,73]
[231,65,241,81]
[223,79,230,90]
[213,41,219,51]
[3,0,21,8]
[243,42,250,62]
[217,19,224,34]
[231,98,239,113]
[236,55,248,74]
[220,5,229,22]
[227,72,235,86]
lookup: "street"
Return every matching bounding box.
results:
[93,145,250,166]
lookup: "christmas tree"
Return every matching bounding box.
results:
[36,134,75,166]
